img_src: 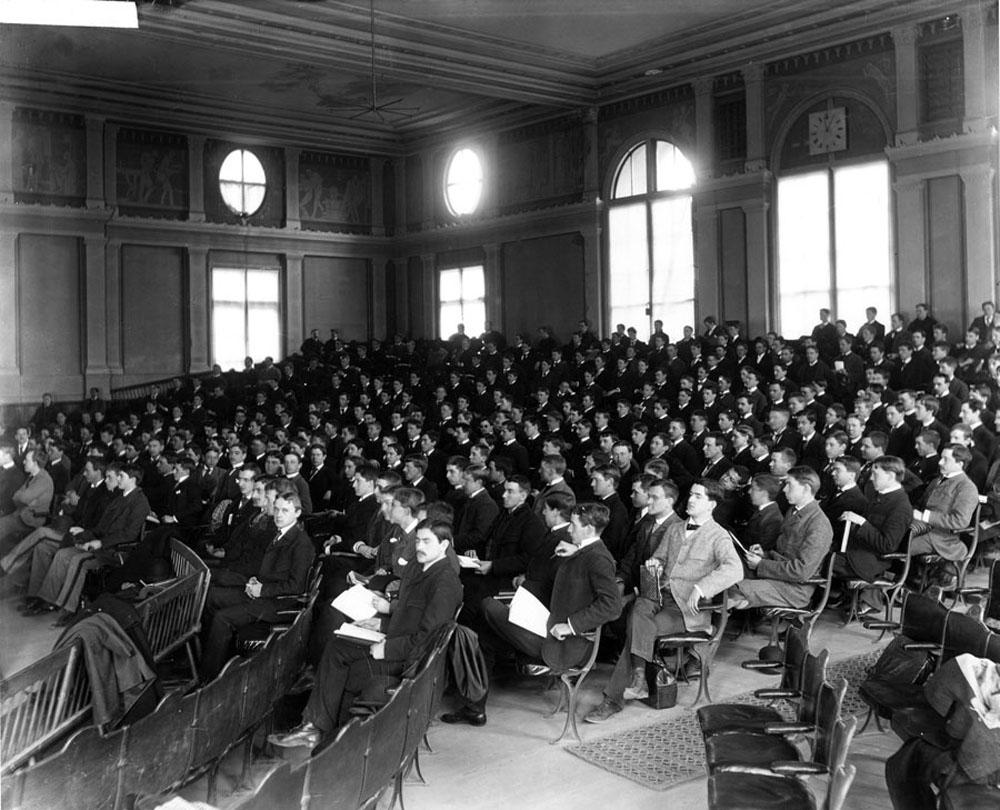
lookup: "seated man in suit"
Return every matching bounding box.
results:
[743,473,784,553]
[453,463,500,557]
[821,456,869,524]
[0,449,54,553]
[729,466,832,609]
[587,479,742,722]
[24,463,150,622]
[832,455,912,612]
[200,491,315,679]
[270,520,463,746]
[444,501,621,727]
[909,444,981,588]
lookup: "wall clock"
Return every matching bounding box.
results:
[808,107,847,155]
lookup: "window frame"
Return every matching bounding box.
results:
[605,138,696,336]
[443,146,485,218]
[218,148,267,218]
[210,264,282,371]
[437,264,486,340]
[775,154,895,338]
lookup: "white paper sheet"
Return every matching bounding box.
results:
[335,623,386,645]
[508,586,550,638]
[330,583,378,621]
[456,555,481,569]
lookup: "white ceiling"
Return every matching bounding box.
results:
[0,0,950,153]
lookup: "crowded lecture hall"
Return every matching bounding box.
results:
[1,1,998,809]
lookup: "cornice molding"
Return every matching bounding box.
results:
[885,129,998,161]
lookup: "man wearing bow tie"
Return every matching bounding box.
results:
[587,479,742,720]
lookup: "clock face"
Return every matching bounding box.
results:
[808,107,847,155]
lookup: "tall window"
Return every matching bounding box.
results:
[607,140,695,335]
[212,267,280,370]
[777,160,892,338]
[439,265,485,338]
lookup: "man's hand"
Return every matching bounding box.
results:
[370,641,386,660]
[475,560,493,576]
[745,551,762,570]
[512,574,525,589]
[162,515,177,524]
[356,617,382,631]
[684,589,702,616]
[80,540,102,551]
[371,594,391,614]
[554,540,578,557]
[840,511,865,526]
[245,578,262,598]
[549,622,573,641]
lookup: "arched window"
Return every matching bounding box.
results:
[607,140,695,335]
[218,149,266,217]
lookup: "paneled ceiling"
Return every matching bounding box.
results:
[0,0,946,153]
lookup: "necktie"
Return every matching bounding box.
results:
[686,523,700,531]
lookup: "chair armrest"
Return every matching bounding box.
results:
[769,761,827,775]
[742,660,785,671]
[863,620,899,630]
[755,688,800,700]
[881,552,908,560]
[801,577,827,586]
[764,722,813,735]
[903,643,940,651]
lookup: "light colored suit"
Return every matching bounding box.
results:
[650,517,743,632]
[910,473,981,561]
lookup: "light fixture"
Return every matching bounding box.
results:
[0,0,139,28]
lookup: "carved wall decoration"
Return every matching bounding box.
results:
[299,151,371,233]
[497,117,584,214]
[116,127,188,218]
[598,94,696,179]
[11,108,86,205]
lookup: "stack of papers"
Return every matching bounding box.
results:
[331,584,378,621]
[335,623,386,645]
[456,555,480,569]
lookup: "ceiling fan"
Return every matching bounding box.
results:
[336,0,420,123]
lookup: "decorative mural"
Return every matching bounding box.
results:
[497,117,585,213]
[298,151,371,232]
[597,88,696,181]
[11,108,86,204]
[116,128,188,217]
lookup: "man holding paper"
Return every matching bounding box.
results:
[270,520,462,748]
[728,466,832,609]
[441,501,620,727]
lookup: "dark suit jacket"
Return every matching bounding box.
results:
[616,513,680,592]
[533,480,575,515]
[90,488,151,549]
[306,464,336,511]
[841,488,911,580]
[252,523,315,621]
[821,486,868,526]
[455,489,500,556]
[383,555,463,668]
[412,476,439,504]
[745,502,784,552]
[492,441,530,478]
[163,476,204,528]
[0,463,26,516]
[542,540,621,671]
[701,457,734,481]
[522,524,568,606]
[599,493,631,561]
[193,465,225,506]
[486,504,547,579]
[326,493,380,550]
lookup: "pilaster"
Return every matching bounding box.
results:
[285,147,301,230]
[891,25,920,145]
[85,115,105,209]
[188,134,205,222]
[187,246,210,374]
[285,251,304,356]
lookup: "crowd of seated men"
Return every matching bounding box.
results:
[1,301,999,747]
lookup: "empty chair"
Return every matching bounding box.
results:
[697,623,812,738]
[704,677,847,773]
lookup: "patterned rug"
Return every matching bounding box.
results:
[565,645,884,791]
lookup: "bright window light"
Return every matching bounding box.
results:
[219,149,267,217]
[444,148,484,216]
[212,267,280,370]
[439,265,485,338]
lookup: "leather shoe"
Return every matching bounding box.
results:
[268,723,321,749]
[22,602,58,616]
[440,707,487,727]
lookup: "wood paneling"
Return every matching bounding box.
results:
[719,207,749,330]
[501,234,585,341]
[121,244,185,377]
[926,175,966,335]
[303,256,370,344]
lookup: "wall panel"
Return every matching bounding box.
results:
[926,175,966,335]
[303,256,370,343]
[501,234,584,342]
[18,234,83,380]
[121,245,185,378]
[719,207,749,330]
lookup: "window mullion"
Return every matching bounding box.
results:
[828,167,837,301]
